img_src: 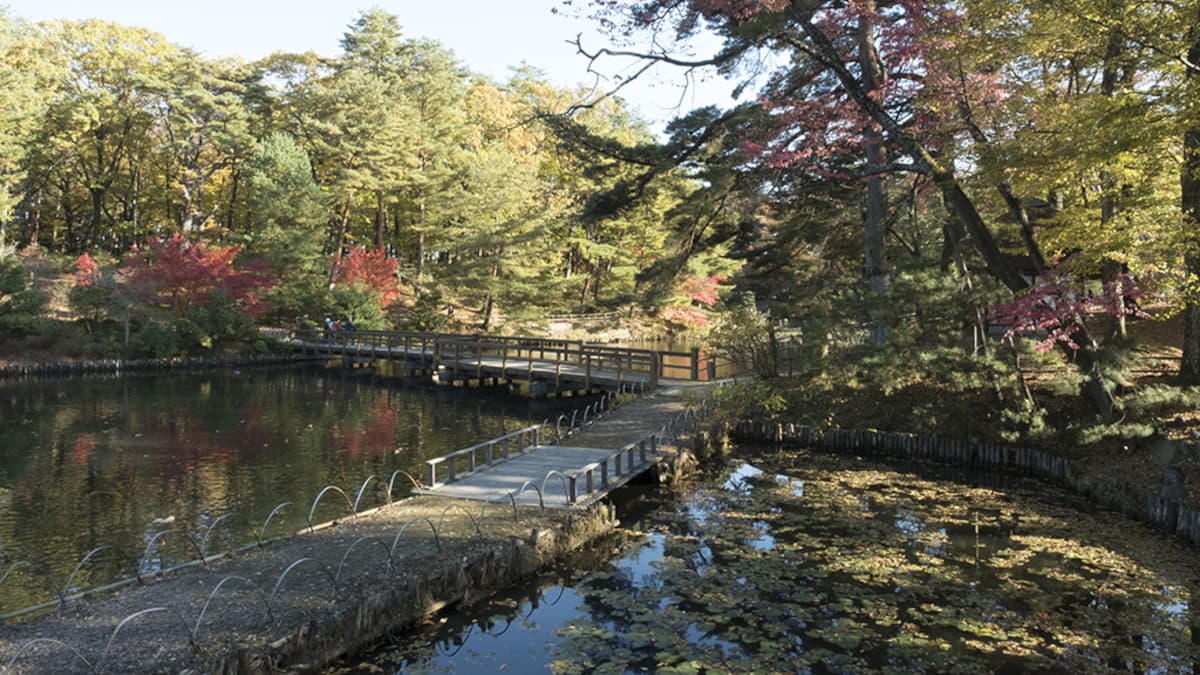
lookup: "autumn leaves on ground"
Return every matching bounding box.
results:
[2,4,1200,510]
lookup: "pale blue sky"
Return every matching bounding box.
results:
[1,0,735,127]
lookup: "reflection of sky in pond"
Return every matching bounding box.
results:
[613,532,665,586]
[775,473,805,497]
[893,508,923,535]
[750,520,776,550]
[339,450,1200,674]
[924,527,949,558]
[722,462,763,493]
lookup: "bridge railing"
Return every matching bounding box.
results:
[425,425,542,488]
[288,329,720,382]
[542,394,715,506]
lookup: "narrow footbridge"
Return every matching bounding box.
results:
[420,424,664,509]
[289,329,718,394]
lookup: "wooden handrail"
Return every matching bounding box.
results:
[288,329,718,382]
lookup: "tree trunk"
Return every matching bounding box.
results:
[481,294,494,331]
[327,200,353,290]
[1181,30,1200,383]
[28,188,40,247]
[374,190,385,248]
[858,0,888,343]
[1099,23,1130,340]
[226,165,239,233]
[181,182,195,234]
[414,192,427,294]
[85,186,105,253]
[1181,128,1200,382]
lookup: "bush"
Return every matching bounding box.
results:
[131,321,185,358]
[392,287,449,332]
[0,258,46,335]
[68,283,117,331]
[176,290,258,351]
[330,283,389,331]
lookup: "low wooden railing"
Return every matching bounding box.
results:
[289,329,719,383]
[425,425,542,488]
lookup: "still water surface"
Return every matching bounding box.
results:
[336,449,1200,674]
[0,366,581,612]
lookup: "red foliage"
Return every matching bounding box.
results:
[333,247,401,307]
[987,266,1151,352]
[74,252,101,287]
[601,0,995,188]
[663,304,712,329]
[682,274,725,307]
[663,274,726,329]
[121,235,276,318]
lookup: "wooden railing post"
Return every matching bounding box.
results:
[690,347,701,380]
[649,352,659,390]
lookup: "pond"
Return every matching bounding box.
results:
[334,445,1200,673]
[0,366,585,614]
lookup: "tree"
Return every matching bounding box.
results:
[0,12,41,234]
[578,0,1196,419]
[1179,24,1200,382]
[121,234,274,318]
[150,52,255,234]
[0,249,44,334]
[30,19,176,252]
[333,246,400,308]
[241,131,328,324]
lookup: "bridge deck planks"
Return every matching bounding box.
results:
[421,445,649,509]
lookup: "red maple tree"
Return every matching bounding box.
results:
[74,252,102,286]
[663,274,726,329]
[987,265,1151,352]
[333,247,401,308]
[121,235,276,318]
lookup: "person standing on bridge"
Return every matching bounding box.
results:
[324,317,333,343]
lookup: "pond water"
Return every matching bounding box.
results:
[333,447,1200,674]
[0,366,584,614]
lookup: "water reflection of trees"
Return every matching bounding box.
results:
[0,368,536,611]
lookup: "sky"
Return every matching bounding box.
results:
[1,0,738,128]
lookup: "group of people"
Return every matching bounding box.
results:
[323,316,356,341]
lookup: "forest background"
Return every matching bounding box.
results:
[2,1,1200,489]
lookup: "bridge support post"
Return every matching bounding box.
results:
[614,453,622,476]
[568,475,577,504]
[638,440,647,465]
[690,347,701,380]
[600,461,608,488]
[649,353,659,390]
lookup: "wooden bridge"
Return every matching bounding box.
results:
[418,424,664,509]
[290,329,717,396]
